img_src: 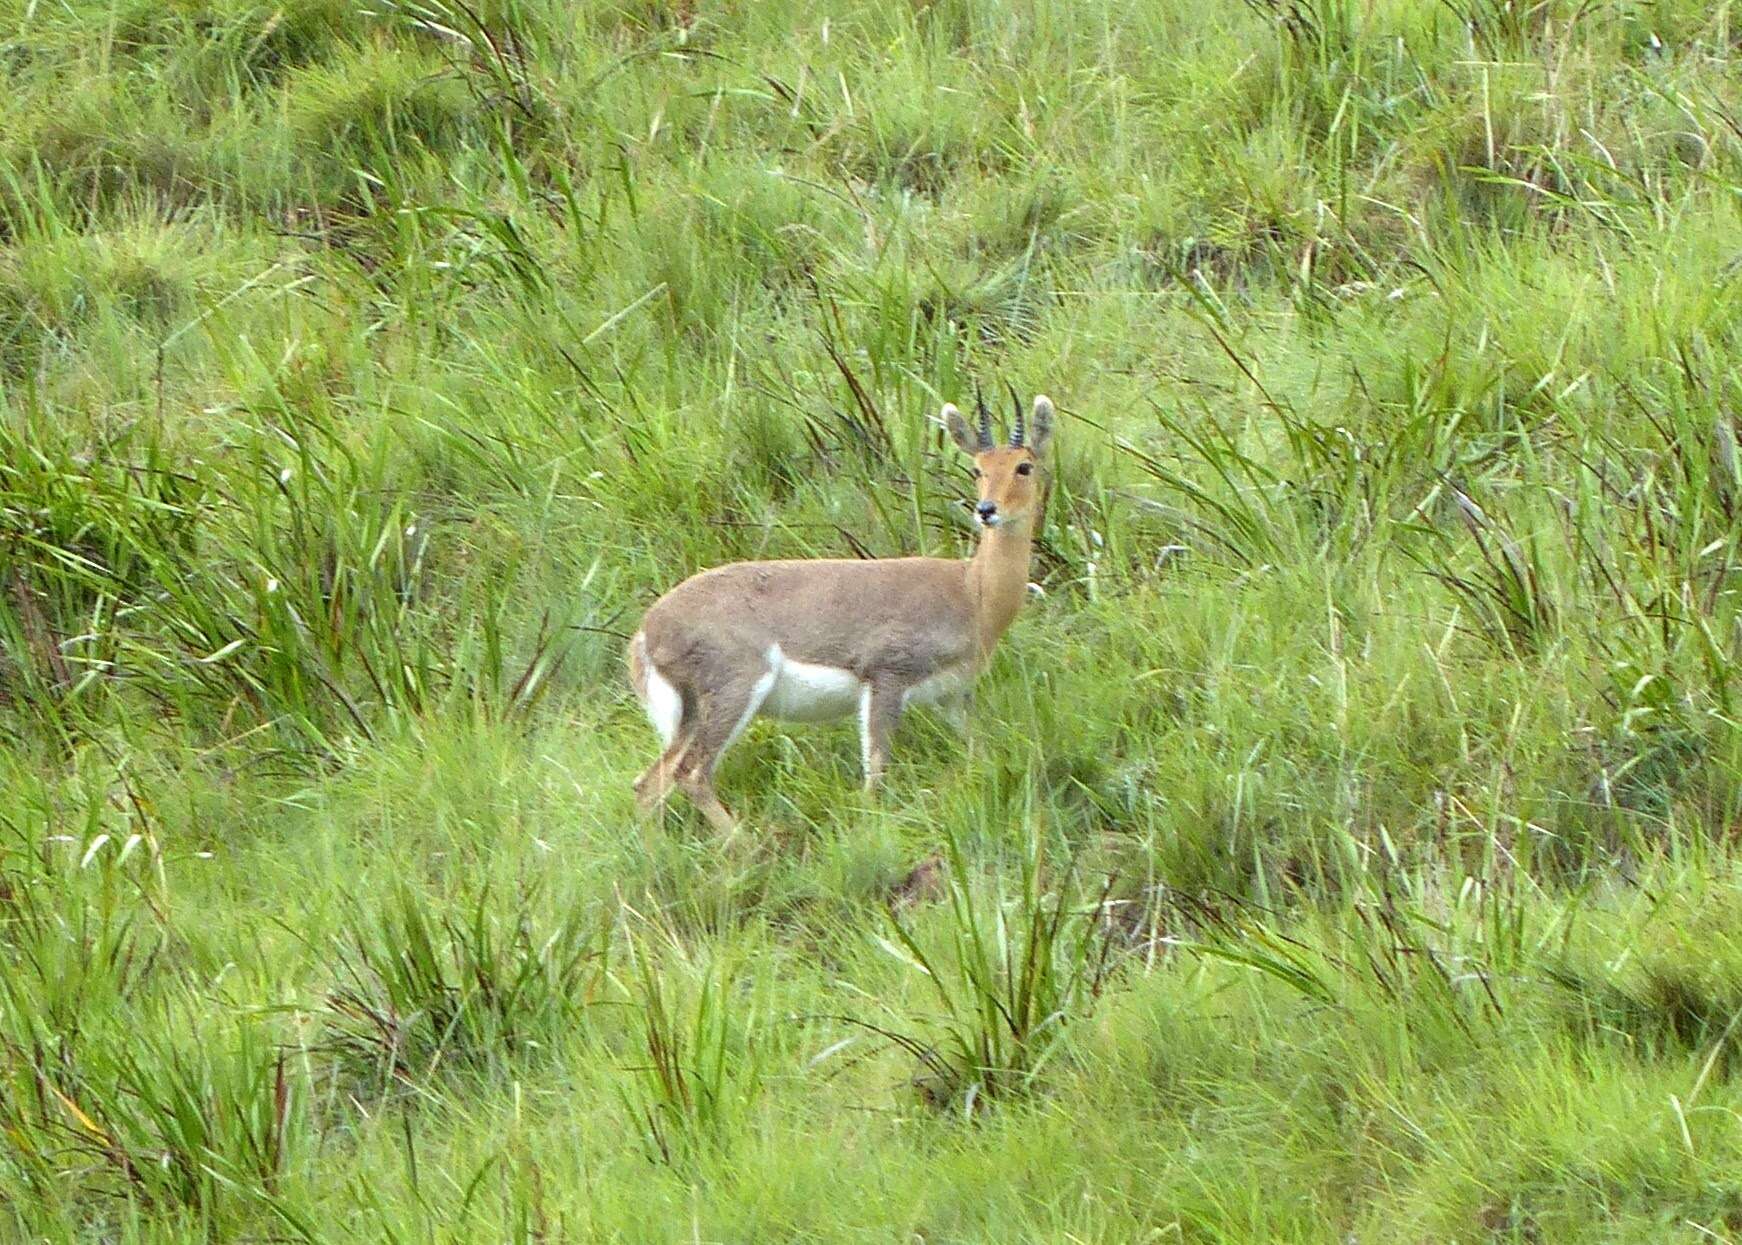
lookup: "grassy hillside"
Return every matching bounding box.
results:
[3,0,1742,1238]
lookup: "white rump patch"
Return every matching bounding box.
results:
[635,633,684,747]
[760,645,865,723]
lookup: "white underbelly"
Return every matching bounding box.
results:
[761,653,864,723]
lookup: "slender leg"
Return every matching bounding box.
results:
[679,778,739,835]
[633,734,689,818]
[673,670,774,833]
[859,681,907,792]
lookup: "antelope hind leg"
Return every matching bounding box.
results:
[670,668,774,832]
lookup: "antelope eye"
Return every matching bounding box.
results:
[970,467,982,479]
[1015,462,1033,476]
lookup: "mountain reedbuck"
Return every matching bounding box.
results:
[627,392,1055,830]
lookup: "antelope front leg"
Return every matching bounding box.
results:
[858,682,907,792]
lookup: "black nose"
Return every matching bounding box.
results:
[976,501,997,519]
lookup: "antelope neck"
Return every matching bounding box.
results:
[966,516,1035,661]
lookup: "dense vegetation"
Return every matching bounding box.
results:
[3,0,1742,1238]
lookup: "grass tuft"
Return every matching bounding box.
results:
[870,825,1117,1114]
[323,882,607,1091]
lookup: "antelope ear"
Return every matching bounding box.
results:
[941,403,979,456]
[1027,396,1055,454]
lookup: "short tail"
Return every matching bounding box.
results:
[627,630,649,702]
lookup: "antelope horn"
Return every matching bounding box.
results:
[974,384,993,450]
[1007,380,1025,447]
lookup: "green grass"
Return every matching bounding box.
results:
[3,0,1742,1238]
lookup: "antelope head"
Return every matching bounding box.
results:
[942,389,1055,530]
